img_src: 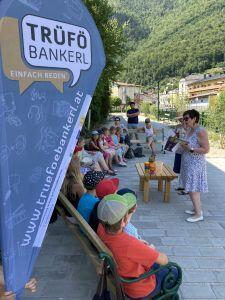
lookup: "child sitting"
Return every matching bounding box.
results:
[97,196,180,300]
[138,118,156,155]
[96,181,146,242]
[75,137,115,175]
[77,170,105,224]
[110,126,128,161]
[102,127,126,167]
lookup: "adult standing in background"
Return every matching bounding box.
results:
[179,109,210,223]
[126,101,140,140]
[173,116,188,192]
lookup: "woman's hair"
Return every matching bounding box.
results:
[61,158,84,195]
[77,136,85,144]
[102,127,109,133]
[110,126,115,133]
[183,109,200,123]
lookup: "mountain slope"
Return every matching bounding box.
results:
[109,0,225,86]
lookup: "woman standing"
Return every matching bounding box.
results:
[179,109,210,223]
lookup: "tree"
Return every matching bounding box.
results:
[140,102,152,116]
[84,0,125,124]
[172,94,189,113]
[205,91,225,147]
[111,96,122,110]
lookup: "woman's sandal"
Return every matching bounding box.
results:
[177,191,189,195]
[175,187,184,191]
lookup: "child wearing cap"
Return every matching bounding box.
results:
[97,196,179,300]
[77,171,105,224]
[138,118,156,155]
[96,182,142,240]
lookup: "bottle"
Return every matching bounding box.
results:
[149,154,156,174]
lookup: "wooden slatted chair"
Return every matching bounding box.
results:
[56,192,182,300]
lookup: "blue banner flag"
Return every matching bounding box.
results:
[0,0,105,297]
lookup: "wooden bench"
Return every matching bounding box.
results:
[136,162,178,203]
[56,192,182,300]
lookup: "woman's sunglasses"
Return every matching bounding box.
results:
[183,116,190,121]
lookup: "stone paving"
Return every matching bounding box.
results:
[22,118,225,300]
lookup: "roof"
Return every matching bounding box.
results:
[115,81,142,88]
[180,74,204,83]
[187,74,225,86]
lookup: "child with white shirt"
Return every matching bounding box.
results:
[138,118,156,155]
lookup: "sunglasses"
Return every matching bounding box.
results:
[183,116,190,121]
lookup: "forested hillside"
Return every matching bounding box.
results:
[109,0,225,86]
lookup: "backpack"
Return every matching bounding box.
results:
[124,147,135,159]
[133,146,145,158]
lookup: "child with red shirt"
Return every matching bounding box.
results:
[97,195,180,299]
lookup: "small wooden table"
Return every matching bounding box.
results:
[136,162,178,203]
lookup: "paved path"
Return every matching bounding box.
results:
[22,118,225,300]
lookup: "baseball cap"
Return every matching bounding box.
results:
[91,130,99,136]
[83,170,105,190]
[114,116,120,121]
[97,196,128,225]
[104,193,136,210]
[96,178,119,199]
[117,188,136,196]
[98,128,104,135]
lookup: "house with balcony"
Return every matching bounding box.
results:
[179,73,225,111]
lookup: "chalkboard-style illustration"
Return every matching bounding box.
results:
[53,100,71,118]
[5,204,27,229]
[63,0,83,20]
[0,93,22,127]
[30,88,47,103]
[8,174,20,194]
[3,190,11,206]
[0,145,10,164]
[0,136,26,165]
[28,89,47,124]
[18,0,42,11]
[36,127,58,154]
[28,105,43,124]
[29,167,42,183]
[12,135,26,155]
[2,249,16,266]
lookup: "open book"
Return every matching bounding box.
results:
[164,136,188,152]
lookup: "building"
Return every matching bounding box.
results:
[179,73,225,111]
[179,74,204,95]
[112,82,142,104]
[140,90,157,104]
